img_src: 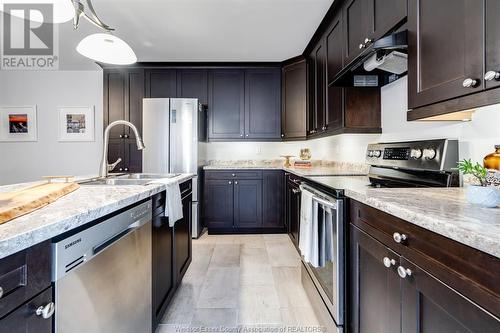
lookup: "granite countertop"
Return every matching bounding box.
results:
[0,174,195,259]
[203,160,369,177]
[305,175,500,258]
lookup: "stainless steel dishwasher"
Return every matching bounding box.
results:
[52,200,152,333]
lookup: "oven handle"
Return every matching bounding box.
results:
[312,196,338,210]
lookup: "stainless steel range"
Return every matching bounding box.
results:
[366,139,459,187]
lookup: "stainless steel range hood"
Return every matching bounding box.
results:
[331,30,408,88]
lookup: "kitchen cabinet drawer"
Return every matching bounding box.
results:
[205,170,263,180]
[0,241,51,319]
[0,287,53,333]
[350,200,500,317]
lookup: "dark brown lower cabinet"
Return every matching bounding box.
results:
[174,191,192,282]
[262,171,285,228]
[349,208,500,333]
[234,179,263,228]
[285,173,301,248]
[0,287,53,333]
[204,170,285,233]
[350,225,401,333]
[152,214,173,328]
[152,180,192,330]
[401,257,500,333]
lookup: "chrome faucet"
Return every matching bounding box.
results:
[100,120,145,178]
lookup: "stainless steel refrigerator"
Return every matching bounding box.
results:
[142,98,205,238]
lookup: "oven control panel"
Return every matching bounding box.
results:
[366,139,458,171]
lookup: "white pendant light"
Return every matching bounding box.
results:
[76,33,137,65]
[0,0,74,24]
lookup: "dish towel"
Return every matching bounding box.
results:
[148,180,183,227]
[299,187,319,266]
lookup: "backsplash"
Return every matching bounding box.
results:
[206,77,500,165]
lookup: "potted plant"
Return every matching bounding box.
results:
[458,159,500,208]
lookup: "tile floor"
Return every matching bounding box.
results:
[156,233,324,333]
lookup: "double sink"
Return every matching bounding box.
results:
[80,173,180,186]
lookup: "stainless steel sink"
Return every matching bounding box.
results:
[117,173,180,179]
[79,173,181,186]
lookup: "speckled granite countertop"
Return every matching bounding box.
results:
[0,174,194,259]
[305,175,500,258]
[203,160,369,177]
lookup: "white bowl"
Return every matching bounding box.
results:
[466,185,500,208]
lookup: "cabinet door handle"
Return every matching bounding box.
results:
[124,167,129,172]
[281,134,285,138]
[392,232,407,244]
[124,134,130,139]
[364,37,373,45]
[118,168,123,172]
[397,266,412,279]
[359,43,366,49]
[484,71,500,81]
[462,78,479,88]
[292,188,301,194]
[228,181,232,185]
[36,302,55,319]
[119,134,124,138]
[235,181,238,185]
[240,134,244,137]
[232,173,236,177]
[0,286,3,299]
[245,134,249,137]
[383,257,396,268]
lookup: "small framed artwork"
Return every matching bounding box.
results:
[0,106,38,142]
[58,107,95,142]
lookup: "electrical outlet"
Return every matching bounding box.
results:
[255,146,262,155]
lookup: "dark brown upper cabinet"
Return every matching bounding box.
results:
[104,69,144,173]
[244,69,281,140]
[408,0,484,110]
[365,0,407,42]
[343,0,406,67]
[308,39,326,135]
[485,0,500,90]
[146,69,177,98]
[208,69,245,139]
[326,11,344,131]
[282,59,307,140]
[177,69,208,105]
[343,0,367,66]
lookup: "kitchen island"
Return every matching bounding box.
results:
[0,174,194,332]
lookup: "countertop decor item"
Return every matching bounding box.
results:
[484,145,500,170]
[458,159,500,208]
[0,178,80,224]
[280,155,295,168]
[300,148,312,160]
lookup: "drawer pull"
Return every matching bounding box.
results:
[393,232,407,244]
[0,286,3,299]
[383,257,396,268]
[397,266,412,279]
[36,302,55,319]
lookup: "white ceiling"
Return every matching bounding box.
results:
[51,0,333,69]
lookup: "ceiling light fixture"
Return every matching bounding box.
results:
[72,0,137,65]
[0,0,74,23]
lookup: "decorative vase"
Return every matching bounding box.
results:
[299,148,311,161]
[466,185,500,208]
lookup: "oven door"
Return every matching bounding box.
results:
[301,186,345,327]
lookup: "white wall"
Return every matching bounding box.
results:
[0,71,103,185]
[206,76,500,164]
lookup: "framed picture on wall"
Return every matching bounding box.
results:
[0,106,38,142]
[58,106,95,142]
